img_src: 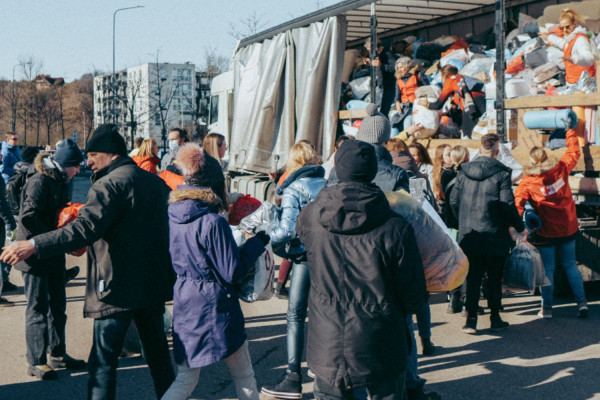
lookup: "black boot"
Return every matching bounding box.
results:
[261,370,302,399]
[421,337,435,356]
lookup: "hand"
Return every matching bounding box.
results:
[6,229,17,242]
[255,231,270,246]
[562,57,573,63]
[538,32,549,41]
[508,227,528,242]
[371,58,381,68]
[1,240,36,265]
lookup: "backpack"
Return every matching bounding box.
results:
[6,172,27,216]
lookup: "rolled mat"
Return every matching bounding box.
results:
[523,109,578,130]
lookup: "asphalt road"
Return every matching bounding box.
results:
[0,172,599,399]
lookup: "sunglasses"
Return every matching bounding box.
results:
[559,23,574,31]
[9,137,18,142]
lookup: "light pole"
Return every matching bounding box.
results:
[11,62,31,132]
[112,5,144,124]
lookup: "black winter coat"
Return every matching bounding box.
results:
[296,182,427,389]
[449,156,524,256]
[33,157,175,318]
[329,144,409,193]
[14,154,69,274]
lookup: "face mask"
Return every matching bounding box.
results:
[168,140,179,152]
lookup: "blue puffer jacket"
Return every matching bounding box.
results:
[269,165,327,251]
[1,141,22,183]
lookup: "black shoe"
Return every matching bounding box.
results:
[407,387,442,400]
[461,317,477,335]
[64,266,80,284]
[2,280,18,293]
[0,296,15,307]
[261,370,302,399]
[490,316,509,332]
[275,286,289,300]
[577,302,588,318]
[446,302,462,314]
[28,364,58,380]
[48,354,87,370]
[421,337,435,356]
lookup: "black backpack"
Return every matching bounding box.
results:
[6,172,27,216]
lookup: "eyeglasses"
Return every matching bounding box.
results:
[9,137,18,142]
[559,23,574,31]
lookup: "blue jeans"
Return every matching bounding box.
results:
[536,239,586,308]
[404,315,426,390]
[1,261,11,282]
[88,305,174,400]
[415,302,431,339]
[286,261,310,373]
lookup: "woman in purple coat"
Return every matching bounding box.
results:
[162,143,266,400]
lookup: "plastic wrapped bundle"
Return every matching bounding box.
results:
[238,201,279,234]
[460,57,495,79]
[504,241,550,291]
[533,63,559,83]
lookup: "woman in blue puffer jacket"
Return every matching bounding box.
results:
[162,143,266,400]
[261,142,327,400]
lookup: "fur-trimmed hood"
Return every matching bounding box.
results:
[32,152,64,181]
[168,186,222,224]
[522,156,559,176]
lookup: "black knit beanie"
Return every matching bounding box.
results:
[334,140,378,183]
[21,146,40,164]
[54,138,84,167]
[85,124,127,156]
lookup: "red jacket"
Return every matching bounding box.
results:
[514,129,580,239]
[132,155,160,174]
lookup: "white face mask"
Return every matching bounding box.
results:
[168,140,179,152]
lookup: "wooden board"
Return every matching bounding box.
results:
[339,109,367,119]
[505,93,600,109]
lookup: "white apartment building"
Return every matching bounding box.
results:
[93,62,197,147]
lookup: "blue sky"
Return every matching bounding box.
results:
[1,0,339,82]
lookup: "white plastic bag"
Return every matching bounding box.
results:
[237,243,276,303]
[412,101,440,131]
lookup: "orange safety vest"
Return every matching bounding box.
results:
[396,74,419,104]
[564,33,596,84]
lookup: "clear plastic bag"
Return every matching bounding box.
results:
[504,241,550,291]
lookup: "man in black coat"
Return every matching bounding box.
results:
[297,140,427,399]
[1,124,175,399]
[450,133,526,334]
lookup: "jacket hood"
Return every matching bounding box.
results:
[316,182,392,234]
[32,152,64,181]
[168,186,222,224]
[565,26,588,42]
[91,156,136,182]
[460,156,511,181]
[277,165,325,195]
[13,161,31,175]
[389,150,418,174]
[522,156,559,176]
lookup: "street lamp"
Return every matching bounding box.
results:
[112,5,144,124]
[11,61,31,132]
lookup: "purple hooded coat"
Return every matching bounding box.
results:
[168,186,263,368]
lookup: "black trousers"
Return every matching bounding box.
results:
[464,253,506,318]
[22,267,67,365]
[313,374,406,400]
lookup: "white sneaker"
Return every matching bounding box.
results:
[537,307,552,319]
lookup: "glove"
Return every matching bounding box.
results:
[6,229,17,242]
[254,231,270,246]
[523,202,542,233]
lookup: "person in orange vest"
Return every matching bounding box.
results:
[394,57,429,131]
[539,8,596,85]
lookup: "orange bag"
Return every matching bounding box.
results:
[505,55,525,75]
[57,202,87,257]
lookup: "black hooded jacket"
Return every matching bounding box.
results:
[449,156,524,256]
[296,182,427,388]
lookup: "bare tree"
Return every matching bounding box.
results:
[228,11,268,39]
[203,47,229,81]
[39,89,59,146]
[53,85,66,139]
[148,52,181,150]
[18,58,43,146]
[122,71,150,149]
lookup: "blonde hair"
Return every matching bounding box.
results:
[432,144,450,198]
[287,142,319,173]
[451,145,469,171]
[529,146,548,165]
[560,8,584,25]
[203,133,225,160]
[137,138,157,157]
[387,137,409,152]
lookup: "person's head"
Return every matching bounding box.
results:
[408,142,432,165]
[395,57,415,78]
[85,124,127,172]
[54,138,83,179]
[480,133,500,158]
[176,143,227,210]
[357,103,391,145]
[392,40,409,56]
[21,146,39,164]
[203,133,227,160]
[440,64,459,83]
[334,140,377,183]
[559,8,583,36]
[432,144,451,196]
[133,136,144,149]
[168,128,188,152]
[364,37,383,53]
[334,135,354,151]
[450,145,470,171]
[529,146,549,166]
[137,139,157,157]
[4,132,19,146]
[287,141,320,173]
[386,137,409,152]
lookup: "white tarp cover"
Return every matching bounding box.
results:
[229,16,347,173]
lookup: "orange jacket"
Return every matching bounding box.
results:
[132,155,160,174]
[159,169,184,190]
[514,129,580,239]
[396,74,419,104]
[564,33,596,84]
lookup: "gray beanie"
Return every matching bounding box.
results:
[356,103,391,144]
